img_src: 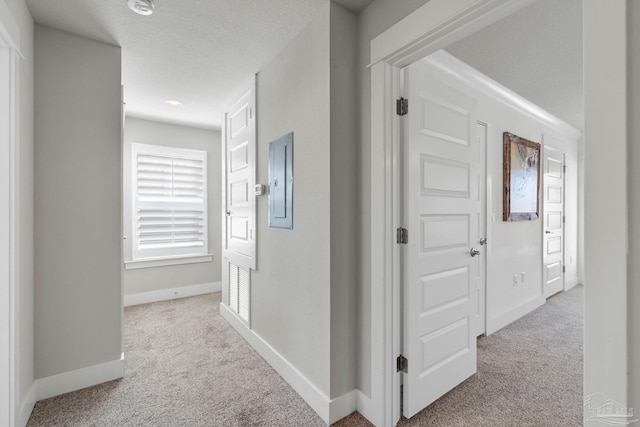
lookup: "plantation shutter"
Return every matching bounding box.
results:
[132,143,207,260]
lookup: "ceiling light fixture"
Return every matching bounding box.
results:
[127,0,154,16]
[165,100,184,108]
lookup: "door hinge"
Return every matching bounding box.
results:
[563,165,567,173]
[563,265,566,273]
[563,216,565,224]
[396,97,408,116]
[397,355,408,373]
[397,227,408,244]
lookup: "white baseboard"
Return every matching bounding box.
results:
[18,382,37,427]
[486,295,545,335]
[221,303,356,425]
[355,390,380,426]
[124,282,221,307]
[36,353,125,401]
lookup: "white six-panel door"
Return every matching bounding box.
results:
[543,146,565,297]
[402,60,478,418]
[223,83,256,270]
[475,122,487,337]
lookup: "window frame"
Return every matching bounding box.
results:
[124,142,212,270]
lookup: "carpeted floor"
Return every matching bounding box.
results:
[336,285,584,427]
[28,292,326,427]
[28,285,582,426]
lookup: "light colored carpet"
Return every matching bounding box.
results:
[28,292,326,427]
[335,285,584,427]
[28,285,582,426]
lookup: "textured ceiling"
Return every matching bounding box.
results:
[26,0,580,132]
[446,0,583,131]
[26,0,343,129]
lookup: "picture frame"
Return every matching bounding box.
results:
[503,132,541,221]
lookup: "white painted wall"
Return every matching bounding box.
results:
[415,54,580,334]
[122,117,222,296]
[356,0,432,397]
[34,25,122,378]
[253,2,332,396]
[4,0,35,421]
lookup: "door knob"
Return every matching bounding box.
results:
[479,237,487,246]
[470,248,480,257]
[545,230,552,234]
[226,210,231,216]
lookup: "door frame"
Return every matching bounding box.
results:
[368,1,538,425]
[0,3,21,426]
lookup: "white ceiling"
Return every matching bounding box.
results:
[26,0,371,130]
[25,0,582,132]
[446,0,583,131]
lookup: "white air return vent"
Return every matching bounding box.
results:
[227,261,250,324]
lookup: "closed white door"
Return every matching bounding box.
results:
[223,82,256,270]
[543,146,565,297]
[402,59,478,418]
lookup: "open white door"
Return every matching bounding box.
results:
[223,81,256,270]
[401,59,479,418]
[543,145,565,297]
[475,122,487,337]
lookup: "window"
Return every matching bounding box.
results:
[127,143,209,267]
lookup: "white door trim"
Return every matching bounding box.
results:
[368,1,536,425]
[0,3,21,425]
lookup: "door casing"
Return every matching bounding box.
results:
[0,4,21,425]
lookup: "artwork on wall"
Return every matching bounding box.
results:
[503,132,541,221]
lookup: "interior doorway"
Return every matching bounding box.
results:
[368,1,585,425]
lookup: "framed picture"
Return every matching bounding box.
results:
[503,132,541,221]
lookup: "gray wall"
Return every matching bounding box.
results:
[253,3,332,396]
[629,0,640,416]
[329,2,358,399]
[122,117,222,295]
[6,0,35,411]
[584,0,628,414]
[34,25,122,378]
[356,0,431,396]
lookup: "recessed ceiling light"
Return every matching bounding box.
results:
[127,0,154,16]
[165,100,184,108]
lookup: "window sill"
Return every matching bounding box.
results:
[124,254,213,270]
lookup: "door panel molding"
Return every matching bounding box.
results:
[542,144,565,297]
[0,5,21,424]
[369,1,538,425]
[222,78,256,271]
[402,61,478,418]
